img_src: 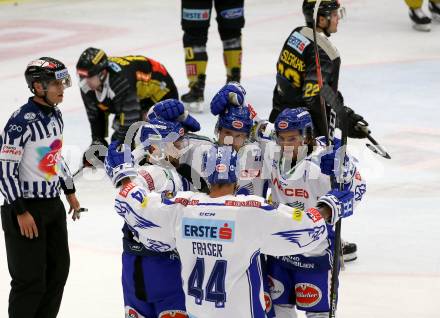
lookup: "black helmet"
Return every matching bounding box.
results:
[76,47,108,78]
[25,57,71,93]
[302,0,341,27]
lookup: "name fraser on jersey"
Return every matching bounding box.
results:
[192,242,223,257]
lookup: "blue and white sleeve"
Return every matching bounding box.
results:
[0,116,30,214]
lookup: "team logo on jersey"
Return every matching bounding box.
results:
[37,139,62,181]
[24,112,36,120]
[182,8,210,21]
[182,218,235,242]
[294,283,322,308]
[277,121,289,130]
[216,163,227,173]
[273,225,325,248]
[115,200,160,230]
[267,275,285,300]
[232,120,244,129]
[287,31,311,54]
[220,7,244,19]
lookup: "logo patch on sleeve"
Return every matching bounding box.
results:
[287,31,311,54]
[119,182,136,197]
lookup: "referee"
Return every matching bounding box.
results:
[0,57,81,318]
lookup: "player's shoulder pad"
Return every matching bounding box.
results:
[299,27,340,61]
[285,28,312,55]
[4,104,35,139]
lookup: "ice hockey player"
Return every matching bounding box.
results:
[404,0,440,31]
[269,0,367,141]
[105,143,355,318]
[104,118,197,318]
[149,84,265,196]
[76,47,178,167]
[259,108,366,318]
[142,98,209,192]
[180,0,244,112]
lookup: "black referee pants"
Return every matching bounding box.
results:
[1,197,70,318]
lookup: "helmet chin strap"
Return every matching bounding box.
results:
[35,82,58,107]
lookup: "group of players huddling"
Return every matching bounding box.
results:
[88,1,369,318]
[0,0,372,317]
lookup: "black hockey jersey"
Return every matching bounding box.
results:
[80,55,178,142]
[272,26,341,136]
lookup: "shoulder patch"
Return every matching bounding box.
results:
[119,182,136,198]
[287,31,311,54]
[108,61,122,73]
[24,112,36,121]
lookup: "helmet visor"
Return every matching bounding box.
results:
[53,68,72,89]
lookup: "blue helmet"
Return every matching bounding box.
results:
[139,117,185,148]
[217,105,254,134]
[204,146,238,185]
[274,108,314,136]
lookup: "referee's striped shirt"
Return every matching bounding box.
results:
[0,97,74,214]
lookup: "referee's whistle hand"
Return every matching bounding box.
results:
[17,212,38,239]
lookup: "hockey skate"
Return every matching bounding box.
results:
[429,1,440,22]
[226,67,241,84]
[409,8,432,31]
[342,241,357,262]
[182,74,205,113]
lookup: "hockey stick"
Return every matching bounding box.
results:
[72,165,85,180]
[320,85,391,159]
[310,2,345,317]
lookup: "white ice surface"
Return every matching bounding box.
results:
[0,0,439,317]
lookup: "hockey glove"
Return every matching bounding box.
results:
[147,99,200,132]
[319,138,357,185]
[317,190,354,225]
[344,106,369,139]
[150,99,184,121]
[210,82,246,115]
[104,141,136,187]
[83,139,108,167]
[180,113,201,132]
